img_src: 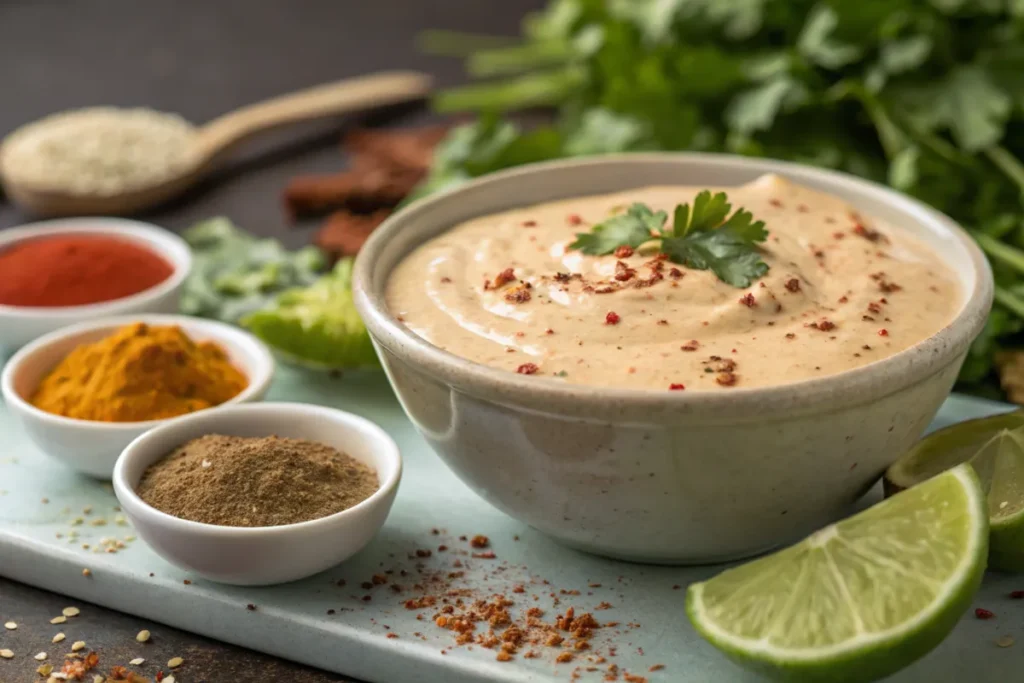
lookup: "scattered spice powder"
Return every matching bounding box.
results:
[136,435,378,526]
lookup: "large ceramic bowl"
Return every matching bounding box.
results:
[352,154,994,564]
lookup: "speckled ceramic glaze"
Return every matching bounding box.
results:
[353,154,993,564]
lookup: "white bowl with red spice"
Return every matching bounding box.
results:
[1,314,275,478]
[0,217,192,353]
[112,402,402,586]
[352,153,993,565]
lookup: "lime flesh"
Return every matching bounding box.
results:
[687,465,988,683]
[885,411,1024,571]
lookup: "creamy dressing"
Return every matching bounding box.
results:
[386,174,960,390]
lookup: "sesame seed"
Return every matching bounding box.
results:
[168,656,184,668]
[0,649,13,658]
[997,635,1015,648]
[3,621,16,630]
[136,630,151,643]
[164,677,176,683]
[62,607,80,617]
[50,616,66,625]
[130,658,145,665]
[71,642,86,652]
[37,663,53,676]
[52,633,65,643]
[34,652,47,661]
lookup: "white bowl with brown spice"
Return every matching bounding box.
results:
[353,153,994,565]
[112,402,402,586]
[1,314,274,478]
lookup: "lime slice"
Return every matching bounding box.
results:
[687,465,987,682]
[885,410,1024,571]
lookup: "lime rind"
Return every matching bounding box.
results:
[687,465,988,683]
[884,410,1024,494]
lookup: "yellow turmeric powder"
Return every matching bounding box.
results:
[31,322,248,422]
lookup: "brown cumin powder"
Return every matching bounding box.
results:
[137,435,378,526]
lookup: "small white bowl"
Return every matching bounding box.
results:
[112,402,402,586]
[0,217,192,353]
[0,314,274,478]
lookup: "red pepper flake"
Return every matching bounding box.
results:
[808,319,836,331]
[878,328,889,337]
[614,245,634,258]
[1010,590,1024,599]
[605,311,621,325]
[567,214,583,226]
[440,276,452,284]
[470,535,489,548]
[486,267,517,290]
[554,272,571,283]
[668,267,684,279]
[505,284,532,303]
[680,340,699,352]
[614,261,637,282]
[833,231,846,240]
[975,607,995,620]
[784,278,801,293]
[545,328,554,335]
[785,333,796,339]
[739,293,756,307]
[716,372,737,387]
[472,551,497,559]
[386,632,399,639]
[656,319,668,326]
[522,220,537,227]
[156,673,164,683]
[669,383,686,391]
[415,549,432,558]
[517,363,540,375]
[769,199,783,208]
[853,223,889,243]
[838,296,848,304]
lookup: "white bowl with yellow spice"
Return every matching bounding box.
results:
[112,402,402,585]
[353,153,994,564]
[0,314,274,478]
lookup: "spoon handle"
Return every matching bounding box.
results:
[194,70,433,160]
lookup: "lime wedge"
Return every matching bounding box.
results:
[885,410,1024,571]
[687,465,987,683]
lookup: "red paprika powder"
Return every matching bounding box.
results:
[0,234,174,307]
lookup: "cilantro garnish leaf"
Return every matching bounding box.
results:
[568,191,768,287]
[568,202,665,254]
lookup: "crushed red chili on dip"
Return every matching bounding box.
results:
[387,175,959,390]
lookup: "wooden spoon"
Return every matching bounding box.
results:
[0,70,433,217]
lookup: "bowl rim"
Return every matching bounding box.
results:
[0,313,275,430]
[0,218,192,317]
[111,402,403,537]
[353,152,994,419]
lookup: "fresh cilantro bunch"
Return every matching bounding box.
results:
[568,192,768,287]
[418,0,1024,395]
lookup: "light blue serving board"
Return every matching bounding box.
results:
[2,368,1023,683]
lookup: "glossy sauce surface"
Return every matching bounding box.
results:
[387,174,960,390]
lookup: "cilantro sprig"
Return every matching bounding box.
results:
[567,191,768,287]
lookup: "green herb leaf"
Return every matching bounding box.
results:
[568,203,665,254]
[569,193,768,286]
